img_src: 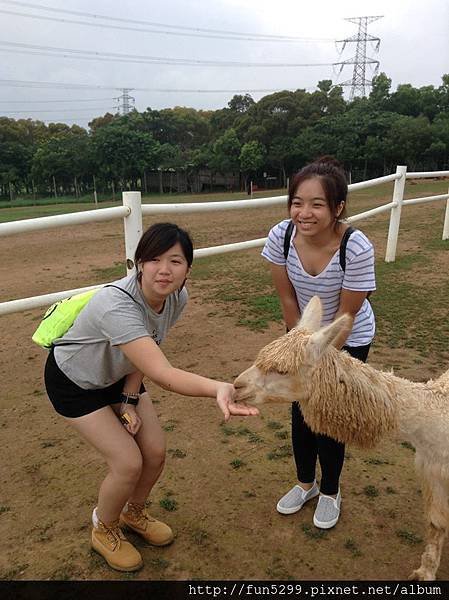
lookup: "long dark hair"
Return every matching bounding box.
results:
[288,156,348,219]
[135,223,194,275]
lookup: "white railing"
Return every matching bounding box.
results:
[0,166,448,316]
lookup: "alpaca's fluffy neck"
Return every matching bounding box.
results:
[300,348,438,448]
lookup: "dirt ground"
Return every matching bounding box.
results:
[1,198,449,582]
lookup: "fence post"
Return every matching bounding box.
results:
[93,175,98,205]
[443,185,449,241]
[122,191,143,275]
[385,165,407,262]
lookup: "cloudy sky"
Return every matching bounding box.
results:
[0,0,448,127]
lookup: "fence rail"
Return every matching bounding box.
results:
[0,166,448,316]
[0,205,129,237]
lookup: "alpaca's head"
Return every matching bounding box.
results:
[234,296,352,406]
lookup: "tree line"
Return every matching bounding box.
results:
[1,73,448,200]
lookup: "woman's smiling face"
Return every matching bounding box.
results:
[290,177,343,237]
[140,242,190,301]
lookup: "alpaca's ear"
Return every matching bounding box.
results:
[305,314,352,362]
[297,296,322,333]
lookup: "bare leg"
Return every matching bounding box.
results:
[64,406,143,524]
[128,391,166,504]
[409,469,449,581]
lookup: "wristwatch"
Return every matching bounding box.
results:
[120,392,139,406]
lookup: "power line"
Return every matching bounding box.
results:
[0,40,336,67]
[5,116,115,122]
[0,1,333,42]
[0,107,117,113]
[0,97,115,103]
[0,78,320,93]
[0,79,120,90]
[0,7,335,43]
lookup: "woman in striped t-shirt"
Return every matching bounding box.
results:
[261,156,376,529]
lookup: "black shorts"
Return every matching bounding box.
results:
[44,348,141,418]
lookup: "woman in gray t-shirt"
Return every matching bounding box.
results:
[44,222,258,573]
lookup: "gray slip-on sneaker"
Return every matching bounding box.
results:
[276,481,319,515]
[313,490,341,529]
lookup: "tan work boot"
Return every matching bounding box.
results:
[120,502,174,546]
[91,516,143,572]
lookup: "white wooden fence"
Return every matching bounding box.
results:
[0,166,448,316]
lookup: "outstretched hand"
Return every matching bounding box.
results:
[215,382,259,422]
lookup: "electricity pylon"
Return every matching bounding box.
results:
[115,88,135,115]
[336,16,383,100]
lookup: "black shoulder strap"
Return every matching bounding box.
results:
[283,220,294,260]
[339,226,355,271]
[104,284,139,304]
[283,221,355,271]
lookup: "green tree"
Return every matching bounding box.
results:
[92,123,160,189]
[369,72,391,108]
[384,115,433,170]
[228,94,255,113]
[211,128,241,174]
[239,141,266,189]
[31,132,91,194]
[0,141,32,198]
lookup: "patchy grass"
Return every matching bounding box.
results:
[148,557,170,570]
[265,556,293,579]
[344,538,362,557]
[396,530,423,545]
[159,496,178,512]
[237,294,283,330]
[162,420,178,432]
[220,424,236,436]
[0,564,29,580]
[220,424,263,444]
[267,445,293,460]
[302,524,327,540]
[363,485,379,498]
[364,457,392,466]
[168,448,186,458]
[191,529,209,545]
[247,432,264,444]
[371,252,449,362]
[230,458,245,469]
[92,262,126,280]
[243,490,257,498]
[267,421,283,430]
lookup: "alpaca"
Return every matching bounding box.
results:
[234,296,449,581]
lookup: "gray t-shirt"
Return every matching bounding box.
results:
[53,273,188,389]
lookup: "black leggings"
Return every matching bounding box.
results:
[291,343,371,496]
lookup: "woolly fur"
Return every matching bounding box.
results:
[242,297,449,580]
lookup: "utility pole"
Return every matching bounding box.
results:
[116,88,135,115]
[336,16,383,100]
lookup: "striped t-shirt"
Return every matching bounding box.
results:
[262,219,376,346]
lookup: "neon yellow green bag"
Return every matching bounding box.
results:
[32,289,98,349]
